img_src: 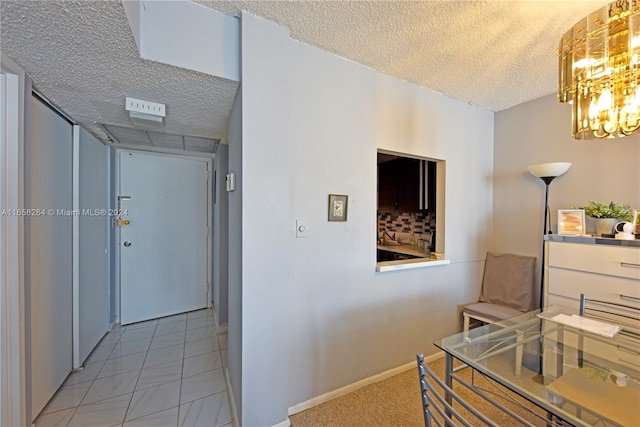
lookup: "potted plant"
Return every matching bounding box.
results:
[573,200,633,235]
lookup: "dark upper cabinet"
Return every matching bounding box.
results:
[377,155,435,212]
[377,159,398,211]
[395,158,420,211]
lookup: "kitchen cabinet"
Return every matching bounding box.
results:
[377,156,435,212]
[377,159,398,211]
[395,158,420,210]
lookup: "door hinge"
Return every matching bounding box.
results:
[204,282,209,290]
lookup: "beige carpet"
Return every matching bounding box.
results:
[290,357,549,427]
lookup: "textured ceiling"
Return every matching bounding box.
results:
[1,0,609,146]
[0,0,238,146]
[199,0,609,111]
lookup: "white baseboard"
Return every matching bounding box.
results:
[288,351,444,416]
[223,366,289,427]
[224,367,239,427]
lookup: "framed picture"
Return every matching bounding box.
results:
[633,209,640,234]
[328,194,348,222]
[558,209,585,235]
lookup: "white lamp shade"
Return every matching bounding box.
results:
[527,162,572,178]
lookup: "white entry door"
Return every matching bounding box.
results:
[119,151,209,325]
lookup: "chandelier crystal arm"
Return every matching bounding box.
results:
[558,0,640,140]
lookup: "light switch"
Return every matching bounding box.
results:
[296,219,308,238]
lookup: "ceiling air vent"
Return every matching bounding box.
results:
[101,124,219,154]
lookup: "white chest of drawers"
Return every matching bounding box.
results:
[545,239,640,329]
[545,238,640,371]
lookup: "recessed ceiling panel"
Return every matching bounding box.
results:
[147,131,184,149]
[104,125,152,146]
[184,136,219,153]
[102,124,219,154]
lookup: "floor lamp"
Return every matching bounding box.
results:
[527,162,572,309]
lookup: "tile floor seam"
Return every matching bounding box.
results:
[35,309,224,427]
[181,365,225,381]
[77,390,135,409]
[70,391,135,427]
[39,399,82,422]
[120,322,157,423]
[63,405,81,427]
[76,359,113,408]
[96,356,146,381]
[125,380,182,423]
[177,319,189,425]
[182,389,228,407]
[178,390,226,425]
[122,402,183,425]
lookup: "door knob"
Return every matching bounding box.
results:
[123,241,132,247]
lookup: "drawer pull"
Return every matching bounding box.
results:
[620,294,640,302]
[587,299,639,314]
[620,261,640,268]
[617,345,640,356]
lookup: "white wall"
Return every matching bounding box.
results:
[235,14,291,426]
[237,13,495,418]
[108,146,117,325]
[494,94,640,300]
[123,0,240,81]
[285,39,494,407]
[0,55,29,427]
[227,86,243,420]
[213,144,229,325]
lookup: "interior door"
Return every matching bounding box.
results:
[119,151,208,325]
[77,126,109,364]
[29,96,73,420]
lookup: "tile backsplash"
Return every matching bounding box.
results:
[377,211,435,234]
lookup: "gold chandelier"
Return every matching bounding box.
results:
[559,0,640,139]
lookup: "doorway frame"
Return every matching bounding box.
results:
[1,54,28,427]
[114,148,214,323]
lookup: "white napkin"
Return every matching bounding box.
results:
[544,313,621,338]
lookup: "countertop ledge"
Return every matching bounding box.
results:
[545,234,640,247]
[377,244,430,258]
[376,258,451,272]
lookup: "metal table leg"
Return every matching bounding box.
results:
[444,352,453,418]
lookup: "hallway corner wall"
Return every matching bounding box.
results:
[227,85,243,423]
[109,146,117,325]
[236,13,291,426]
[213,143,229,325]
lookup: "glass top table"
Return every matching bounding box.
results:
[434,306,640,427]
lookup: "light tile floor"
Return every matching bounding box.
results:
[34,308,232,427]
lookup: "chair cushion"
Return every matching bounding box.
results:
[463,302,524,322]
[480,252,536,312]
